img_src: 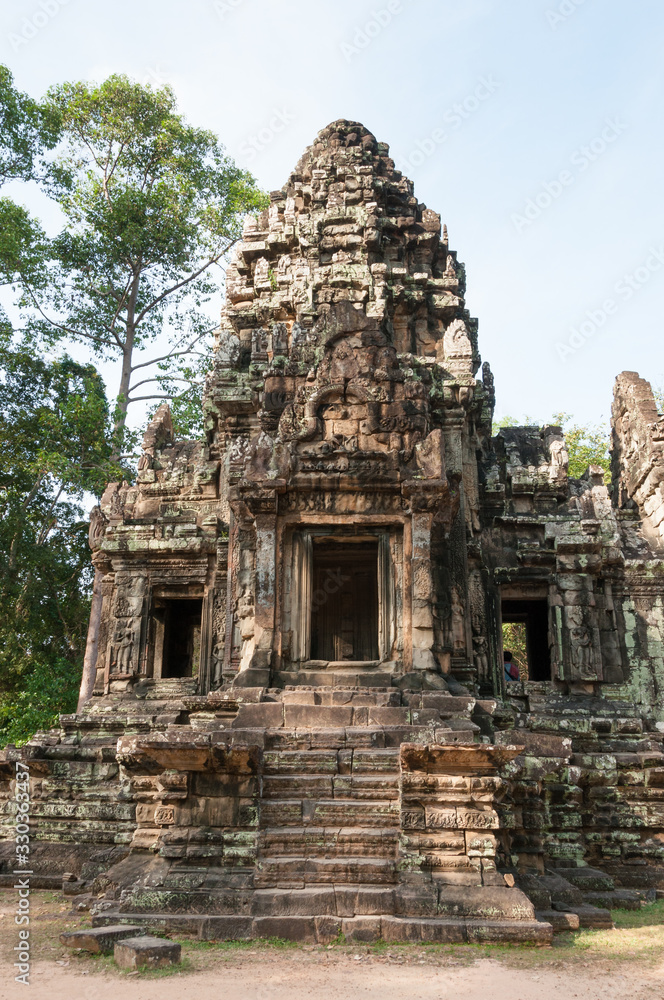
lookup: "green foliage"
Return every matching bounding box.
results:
[493,412,610,481]
[0,198,49,289]
[0,658,79,746]
[502,622,528,680]
[0,339,120,745]
[147,354,209,439]
[0,67,269,739]
[552,412,610,479]
[25,73,268,452]
[0,64,59,185]
[0,65,57,291]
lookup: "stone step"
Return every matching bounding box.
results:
[259,826,399,858]
[262,748,400,774]
[93,911,553,945]
[254,855,398,886]
[114,935,181,969]
[279,687,401,708]
[582,889,641,911]
[122,885,253,915]
[261,726,468,751]
[401,694,477,716]
[351,749,401,772]
[535,909,580,932]
[251,885,396,916]
[274,671,396,689]
[261,774,399,799]
[553,867,616,892]
[234,703,450,729]
[259,797,400,828]
[148,680,198,701]
[60,924,143,953]
[566,905,614,929]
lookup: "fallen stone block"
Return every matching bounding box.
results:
[554,866,615,891]
[567,905,614,929]
[535,909,580,932]
[582,889,641,911]
[60,924,143,954]
[466,919,553,944]
[114,935,181,969]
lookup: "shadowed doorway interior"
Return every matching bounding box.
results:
[152,598,203,678]
[310,539,379,661]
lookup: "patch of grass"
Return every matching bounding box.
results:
[370,938,389,951]
[180,938,256,952]
[259,936,300,948]
[173,936,298,953]
[612,900,664,929]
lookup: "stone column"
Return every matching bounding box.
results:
[251,513,277,674]
[378,532,396,661]
[291,531,313,664]
[411,511,437,672]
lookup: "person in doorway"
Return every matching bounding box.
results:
[504,649,520,682]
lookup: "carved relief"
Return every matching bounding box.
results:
[109,623,136,675]
[440,318,473,376]
[450,587,466,652]
[88,506,107,551]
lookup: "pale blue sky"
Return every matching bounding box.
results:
[2,0,663,431]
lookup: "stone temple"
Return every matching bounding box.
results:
[2,120,664,944]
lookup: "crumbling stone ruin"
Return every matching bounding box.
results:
[2,121,664,944]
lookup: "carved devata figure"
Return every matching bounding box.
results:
[110,624,134,675]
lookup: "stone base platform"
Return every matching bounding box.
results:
[92,911,552,945]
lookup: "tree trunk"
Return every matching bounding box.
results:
[111,272,140,459]
[111,339,134,460]
[77,567,103,710]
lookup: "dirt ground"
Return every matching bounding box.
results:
[1,891,663,1000]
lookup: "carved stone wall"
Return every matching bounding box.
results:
[3,121,664,941]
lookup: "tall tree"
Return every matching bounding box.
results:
[0,339,119,744]
[24,74,267,454]
[0,64,58,289]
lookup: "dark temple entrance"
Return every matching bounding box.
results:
[153,598,203,678]
[310,539,379,661]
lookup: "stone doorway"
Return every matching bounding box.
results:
[310,540,379,662]
[501,598,551,682]
[152,598,203,679]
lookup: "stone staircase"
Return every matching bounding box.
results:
[13,678,655,943]
[256,745,401,895]
[39,682,539,943]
